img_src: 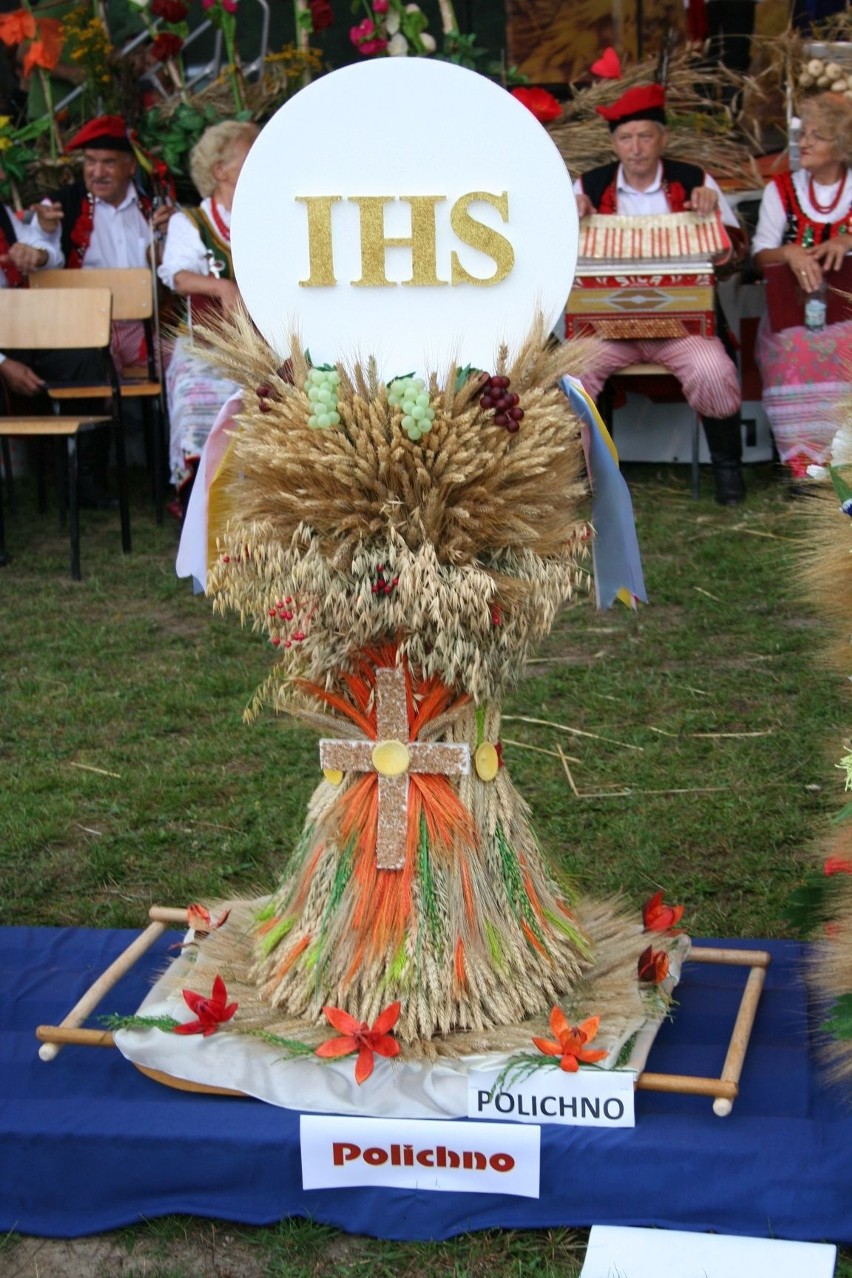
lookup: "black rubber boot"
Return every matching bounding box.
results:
[702,413,745,506]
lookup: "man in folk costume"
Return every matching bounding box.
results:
[42,115,172,375]
[574,83,747,507]
[33,115,172,504]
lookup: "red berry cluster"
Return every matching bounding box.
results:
[479,374,524,433]
[372,565,399,597]
[256,382,275,414]
[268,596,307,648]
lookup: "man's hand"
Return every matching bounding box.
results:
[685,185,719,217]
[151,202,176,235]
[0,357,45,396]
[3,242,48,274]
[814,237,850,273]
[576,192,594,219]
[30,201,63,234]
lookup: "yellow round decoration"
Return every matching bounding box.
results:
[371,739,410,777]
[323,768,344,786]
[474,742,500,782]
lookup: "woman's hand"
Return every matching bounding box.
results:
[814,236,850,272]
[214,278,241,313]
[784,243,822,291]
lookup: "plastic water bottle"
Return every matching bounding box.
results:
[805,280,827,331]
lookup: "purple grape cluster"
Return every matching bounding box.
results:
[479,375,524,433]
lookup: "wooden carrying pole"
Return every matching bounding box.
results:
[35,908,187,1060]
[636,946,771,1115]
[35,915,770,1117]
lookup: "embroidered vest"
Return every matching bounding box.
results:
[774,171,852,248]
[181,206,234,328]
[60,182,153,269]
[182,206,233,281]
[581,159,706,215]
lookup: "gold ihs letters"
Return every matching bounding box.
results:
[297,192,514,288]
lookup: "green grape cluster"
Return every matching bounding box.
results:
[304,367,341,429]
[388,376,436,441]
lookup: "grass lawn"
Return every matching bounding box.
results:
[1,459,847,1276]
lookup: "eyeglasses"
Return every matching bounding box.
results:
[799,127,832,142]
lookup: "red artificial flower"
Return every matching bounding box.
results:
[642,890,684,933]
[173,974,238,1036]
[309,0,334,31]
[638,945,670,985]
[350,16,386,55]
[151,31,184,60]
[315,1001,401,1084]
[22,18,63,75]
[0,9,35,46]
[510,86,562,125]
[151,0,189,21]
[825,857,852,876]
[532,1007,608,1073]
[590,47,622,79]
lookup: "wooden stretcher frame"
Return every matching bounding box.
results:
[35,906,771,1117]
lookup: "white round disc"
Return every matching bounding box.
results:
[232,57,577,379]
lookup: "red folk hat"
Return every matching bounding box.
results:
[65,114,134,153]
[596,84,666,131]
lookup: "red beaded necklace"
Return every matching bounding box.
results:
[808,171,847,216]
[210,199,231,242]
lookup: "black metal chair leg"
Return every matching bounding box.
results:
[0,447,8,567]
[0,436,15,515]
[113,413,131,555]
[67,435,81,581]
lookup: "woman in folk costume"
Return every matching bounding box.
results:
[158,121,258,500]
[753,93,852,479]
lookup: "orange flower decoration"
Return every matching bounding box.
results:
[532,1007,608,1073]
[22,17,63,74]
[638,945,670,985]
[0,9,35,45]
[642,890,684,933]
[187,902,231,935]
[315,1001,401,1084]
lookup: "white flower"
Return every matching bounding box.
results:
[388,31,409,55]
[419,31,436,52]
[385,8,400,33]
[405,3,422,11]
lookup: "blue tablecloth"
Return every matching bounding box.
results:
[2,927,850,1242]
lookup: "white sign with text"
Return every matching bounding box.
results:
[578,1225,836,1278]
[468,1066,635,1128]
[300,1114,541,1197]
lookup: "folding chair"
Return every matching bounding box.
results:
[0,288,128,580]
[30,267,168,523]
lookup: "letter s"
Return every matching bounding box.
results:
[450,191,514,286]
